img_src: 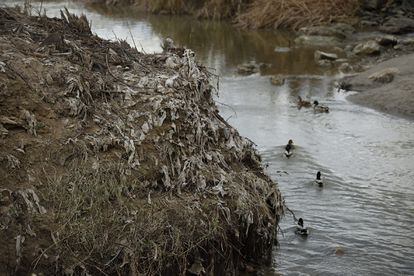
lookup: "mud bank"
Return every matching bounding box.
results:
[345,53,414,119]
[0,7,283,275]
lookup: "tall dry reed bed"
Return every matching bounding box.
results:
[236,0,361,29]
[87,0,362,29]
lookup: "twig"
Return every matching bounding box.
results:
[32,233,74,269]
[284,202,298,222]
[126,22,141,53]
[105,53,141,90]
[5,63,36,93]
[215,100,237,119]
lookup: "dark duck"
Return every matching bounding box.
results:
[295,218,309,236]
[284,139,294,158]
[313,100,329,113]
[315,171,323,187]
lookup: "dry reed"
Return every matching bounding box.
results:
[88,0,361,29]
[235,0,360,29]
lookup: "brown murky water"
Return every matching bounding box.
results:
[3,1,414,275]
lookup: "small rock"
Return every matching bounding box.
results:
[376,35,398,47]
[360,20,379,27]
[380,17,414,34]
[299,24,352,39]
[187,259,205,275]
[0,189,12,206]
[245,264,255,273]
[0,61,6,73]
[344,44,354,52]
[237,62,259,75]
[334,58,348,64]
[294,35,341,46]
[259,63,271,70]
[334,23,356,34]
[361,0,386,10]
[314,50,338,61]
[353,40,381,55]
[335,246,345,256]
[333,46,345,53]
[368,67,399,83]
[270,75,285,86]
[400,38,414,46]
[338,63,353,74]
[336,80,352,91]
[394,44,403,50]
[317,60,333,67]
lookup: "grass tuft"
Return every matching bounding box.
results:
[235,0,361,29]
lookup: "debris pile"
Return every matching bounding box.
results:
[0,7,283,275]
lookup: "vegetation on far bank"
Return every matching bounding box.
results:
[87,0,380,29]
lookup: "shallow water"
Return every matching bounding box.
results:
[4,1,414,274]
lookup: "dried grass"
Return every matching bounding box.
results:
[90,0,360,28]
[235,0,361,29]
[41,161,282,274]
[0,6,283,275]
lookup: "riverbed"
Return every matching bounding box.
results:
[3,1,413,274]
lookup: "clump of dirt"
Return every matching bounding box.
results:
[0,7,283,275]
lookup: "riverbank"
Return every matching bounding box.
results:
[285,1,414,119]
[90,0,414,119]
[85,0,360,29]
[345,53,414,119]
[337,1,414,119]
[0,7,283,275]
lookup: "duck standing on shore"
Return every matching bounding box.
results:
[295,218,309,236]
[313,100,329,113]
[297,96,312,109]
[315,171,323,187]
[284,139,294,158]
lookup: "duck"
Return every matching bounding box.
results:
[313,100,329,113]
[284,139,294,158]
[295,218,309,236]
[297,96,312,109]
[315,171,323,187]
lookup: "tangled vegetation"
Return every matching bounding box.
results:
[0,6,283,275]
[235,0,361,29]
[88,0,364,29]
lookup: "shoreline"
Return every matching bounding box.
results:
[345,53,414,120]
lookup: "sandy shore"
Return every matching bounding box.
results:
[345,53,414,119]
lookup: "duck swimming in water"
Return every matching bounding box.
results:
[315,171,323,187]
[297,96,312,109]
[313,100,329,113]
[295,218,309,236]
[284,139,294,158]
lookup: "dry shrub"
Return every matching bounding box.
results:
[137,0,189,14]
[89,0,359,26]
[0,6,283,274]
[236,0,361,29]
[41,162,281,274]
[196,0,248,19]
[132,0,250,18]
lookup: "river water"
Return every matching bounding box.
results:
[3,1,414,275]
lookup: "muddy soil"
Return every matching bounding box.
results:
[345,53,414,119]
